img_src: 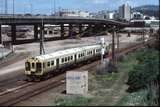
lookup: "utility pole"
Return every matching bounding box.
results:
[54,0,56,14]
[143,30,145,44]
[111,26,118,73]
[117,32,120,53]
[30,3,33,14]
[13,0,15,16]
[51,0,53,15]
[5,0,7,14]
[11,0,15,53]
[112,30,115,65]
[58,6,61,17]
[40,18,45,55]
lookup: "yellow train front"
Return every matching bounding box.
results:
[25,56,57,81]
[25,57,44,81]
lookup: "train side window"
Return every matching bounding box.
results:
[71,56,73,60]
[47,62,50,67]
[62,58,64,63]
[25,62,30,71]
[51,61,54,66]
[65,57,67,62]
[68,56,70,61]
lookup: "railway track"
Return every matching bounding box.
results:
[0,38,155,106]
[0,57,102,106]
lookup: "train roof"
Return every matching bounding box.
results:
[35,44,102,61]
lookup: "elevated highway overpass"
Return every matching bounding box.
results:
[0,16,140,44]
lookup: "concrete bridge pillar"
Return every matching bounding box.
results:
[11,25,16,44]
[40,25,44,38]
[0,25,1,44]
[89,24,93,34]
[69,24,73,37]
[34,25,38,40]
[79,24,82,34]
[60,24,64,38]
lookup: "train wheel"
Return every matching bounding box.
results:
[26,77,33,82]
[34,77,41,82]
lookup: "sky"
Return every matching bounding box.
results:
[0,0,159,14]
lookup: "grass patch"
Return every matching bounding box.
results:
[52,51,145,106]
[118,53,138,72]
[53,95,93,106]
[96,73,118,81]
[116,90,148,106]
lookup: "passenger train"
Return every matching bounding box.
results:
[25,43,110,81]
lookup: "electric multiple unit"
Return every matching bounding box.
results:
[25,43,109,80]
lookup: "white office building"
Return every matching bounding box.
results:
[56,9,90,18]
[119,3,131,21]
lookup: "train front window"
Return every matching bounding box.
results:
[32,63,35,68]
[25,62,30,71]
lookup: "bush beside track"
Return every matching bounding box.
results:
[118,48,159,106]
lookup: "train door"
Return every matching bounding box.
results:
[56,58,59,69]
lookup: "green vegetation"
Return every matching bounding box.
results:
[53,95,93,106]
[127,48,159,92]
[116,90,148,106]
[117,48,159,106]
[96,73,118,81]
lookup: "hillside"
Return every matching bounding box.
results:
[132,5,159,18]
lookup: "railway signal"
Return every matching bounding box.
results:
[100,37,105,64]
